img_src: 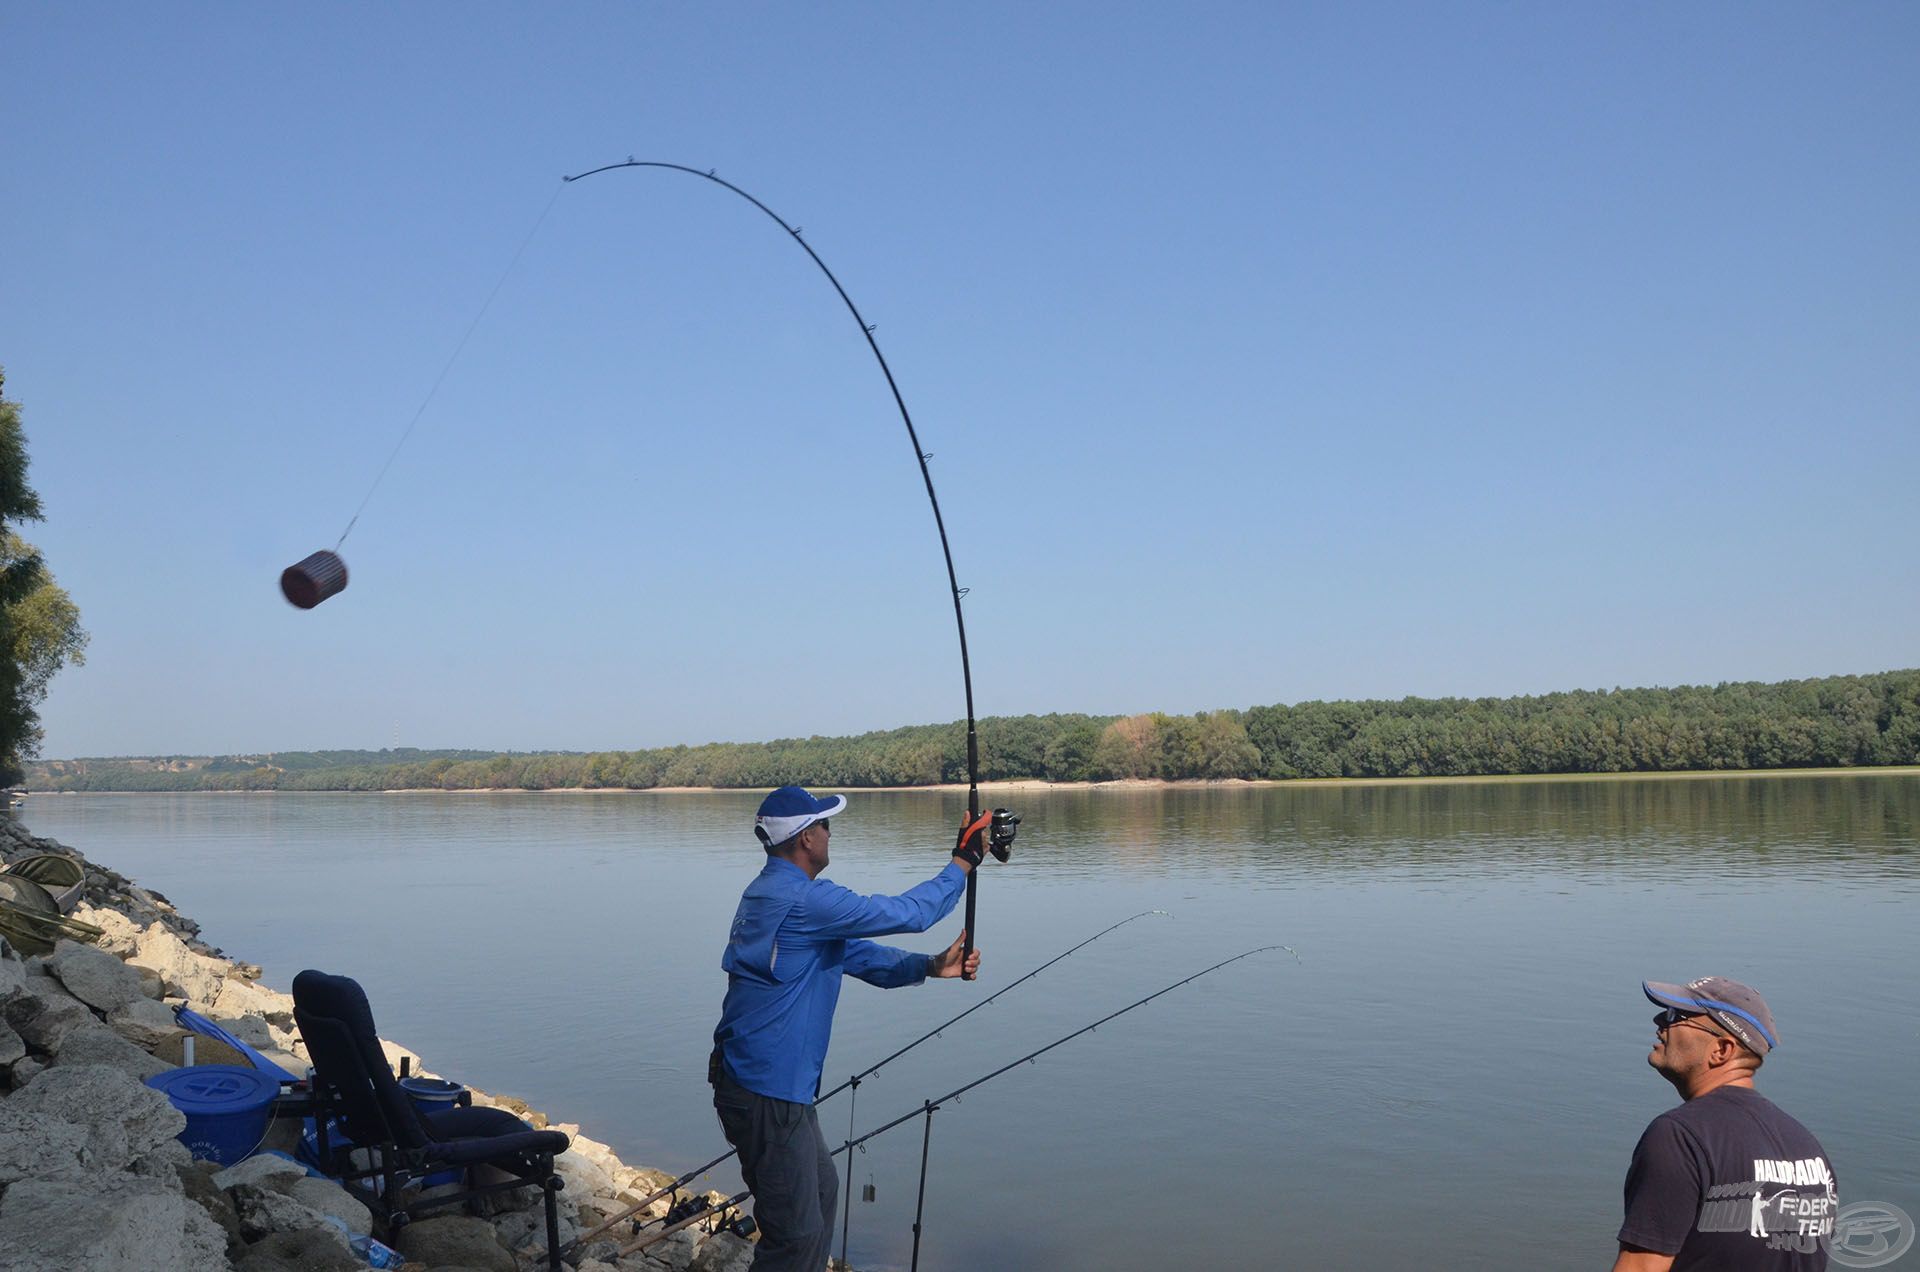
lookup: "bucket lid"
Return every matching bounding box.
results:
[147,1064,282,1113]
[399,1076,464,1098]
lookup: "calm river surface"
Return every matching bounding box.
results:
[20,775,1920,1271]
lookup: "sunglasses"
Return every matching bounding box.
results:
[1655,1007,1727,1038]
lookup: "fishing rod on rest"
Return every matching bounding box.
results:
[828,907,1169,1265]
[616,1186,754,1257]
[613,943,1295,1265]
[829,943,1296,1272]
[563,909,1171,1259]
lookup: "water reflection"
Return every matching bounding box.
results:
[850,775,1920,881]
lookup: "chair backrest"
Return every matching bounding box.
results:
[291,970,428,1152]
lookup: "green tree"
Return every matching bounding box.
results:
[1042,720,1102,781]
[1093,714,1160,779]
[0,370,87,786]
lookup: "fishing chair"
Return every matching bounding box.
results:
[291,970,572,1270]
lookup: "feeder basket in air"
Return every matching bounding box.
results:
[281,550,349,609]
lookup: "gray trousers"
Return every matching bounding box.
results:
[712,1062,838,1272]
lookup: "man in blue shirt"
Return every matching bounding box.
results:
[711,785,999,1271]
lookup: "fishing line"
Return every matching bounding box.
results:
[332,181,565,553]
[567,910,1169,1258]
[286,164,998,977]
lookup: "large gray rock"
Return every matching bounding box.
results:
[8,1054,44,1087]
[48,939,147,1013]
[572,1237,622,1265]
[50,1021,168,1080]
[392,1214,518,1272]
[127,924,228,1006]
[176,1161,246,1256]
[10,1062,186,1171]
[493,1201,579,1257]
[213,1151,311,1192]
[0,951,28,1004]
[0,1172,231,1271]
[556,1146,617,1200]
[71,903,143,957]
[0,1019,25,1067]
[287,1176,372,1236]
[231,1182,337,1242]
[130,1136,195,1178]
[234,1227,360,1272]
[0,1098,91,1182]
[107,996,183,1049]
[641,1226,701,1272]
[217,1013,275,1049]
[214,977,295,1028]
[688,1230,756,1272]
[184,1183,239,1269]
[7,990,94,1053]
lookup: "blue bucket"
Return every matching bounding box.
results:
[398,1076,465,1115]
[147,1065,282,1165]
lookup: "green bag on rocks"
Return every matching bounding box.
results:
[3,854,85,913]
[0,874,102,956]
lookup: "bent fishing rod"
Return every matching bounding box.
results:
[561,159,999,980]
[611,943,1295,1267]
[283,161,1009,975]
[565,909,1169,1257]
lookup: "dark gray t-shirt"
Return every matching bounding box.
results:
[1620,1085,1835,1270]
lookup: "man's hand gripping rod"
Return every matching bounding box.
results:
[954,808,1018,980]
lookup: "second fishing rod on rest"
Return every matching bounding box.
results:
[565,908,1171,1258]
[609,942,1297,1267]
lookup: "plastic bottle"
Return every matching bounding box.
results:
[351,1233,404,1270]
[322,1216,404,1269]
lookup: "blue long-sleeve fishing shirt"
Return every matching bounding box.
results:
[715,857,967,1103]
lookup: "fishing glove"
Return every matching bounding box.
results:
[953,810,995,867]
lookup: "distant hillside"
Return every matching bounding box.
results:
[27,669,1920,792]
[29,748,550,790]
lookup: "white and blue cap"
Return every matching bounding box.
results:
[754,785,847,850]
[1644,976,1779,1057]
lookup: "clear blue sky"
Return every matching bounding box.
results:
[5,3,1915,758]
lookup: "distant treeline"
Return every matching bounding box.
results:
[30,670,1920,792]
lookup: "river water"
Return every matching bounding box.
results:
[20,775,1920,1271]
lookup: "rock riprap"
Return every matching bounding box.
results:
[0,816,764,1271]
